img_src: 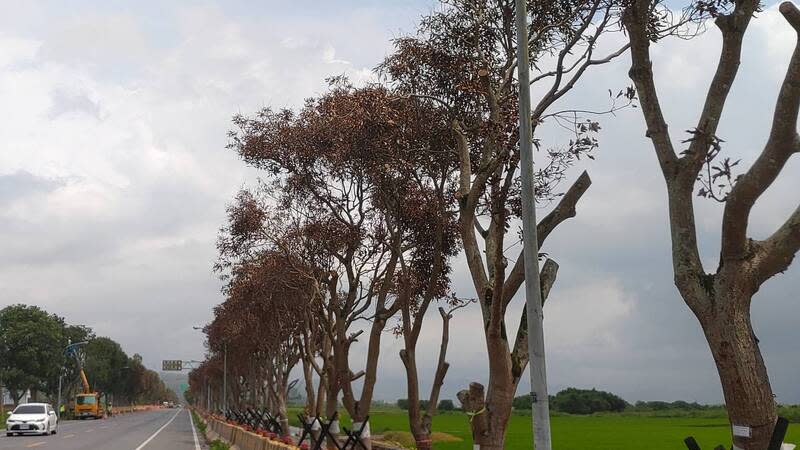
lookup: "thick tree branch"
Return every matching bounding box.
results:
[510,258,559,385]
[682,0,759,181]
[503,171,591,306]
[425,306,453,420]
[721,2,800,260]
[624,0,711,312]
[454,119,490,295]
[623,0,679,177]
[754,204,800,284]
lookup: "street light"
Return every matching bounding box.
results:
[57,341,88,420]
[515,0,552,448]
[192,325,225,412]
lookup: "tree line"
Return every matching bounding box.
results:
[187,0,800,449]
[0,304,176,407]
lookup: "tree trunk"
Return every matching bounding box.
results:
[702,299,776,450]
[458,383,489,449]
[400,348,431,449]
[481,327,515,449]
[325,373,340,450]
[302,356,316,415]
[277,400,290,439]
[482,394,513,450]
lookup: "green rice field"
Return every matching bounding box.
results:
[288,407,800,450]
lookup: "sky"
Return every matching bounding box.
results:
[0,0,798,405]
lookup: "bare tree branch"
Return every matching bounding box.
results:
[623,0,679,176]
[503,171,591,306]
[510,258,559,385]
[754,204,800,283]
[682,0,759,180]
[721,2,800,260]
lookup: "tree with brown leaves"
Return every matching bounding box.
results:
[206,247,311,435]
[229,81,426,449]
[364,95,464,450]
[380,0,632,447]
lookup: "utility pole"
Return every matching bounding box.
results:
[223,341,227,413]
[515,0,552,449]
[56,372,62,419]
[58,340,89,421]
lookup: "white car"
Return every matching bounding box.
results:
[5,403,58,437]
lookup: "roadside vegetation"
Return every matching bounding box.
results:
[186,0,800,448]
[0,304,177,410]
[191,409,207,435]
[209,440,230,450]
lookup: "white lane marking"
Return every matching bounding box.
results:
[188,409,201,450]
[133,409,182,450]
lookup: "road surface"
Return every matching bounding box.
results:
[0,408,203,450]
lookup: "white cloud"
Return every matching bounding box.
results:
[0,1,400,372]
[546,278,635,352]
[0,0,798,405]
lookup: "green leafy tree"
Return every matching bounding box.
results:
[512,394,532,410]
[0,305,66,404]
[83,337,130,401]
[438,400,455,411]
[550,388,628,414]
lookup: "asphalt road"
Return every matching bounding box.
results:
[0,408,203,450]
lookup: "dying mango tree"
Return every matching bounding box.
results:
[188,357,224,410]
[230,81,435,449]
[622,0,800,448]
[207,247,310,433]
[381,0,633,447]
[218,190,337,434]
[216,194,328,435]
[363,96,464,449]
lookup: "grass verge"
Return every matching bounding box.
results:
[209,439,230,450]
[191,409,207,435]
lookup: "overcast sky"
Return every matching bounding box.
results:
[1,0,797,405]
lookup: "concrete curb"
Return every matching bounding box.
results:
[194,410,296,450]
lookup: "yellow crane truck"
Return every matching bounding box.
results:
[74,368,104,420]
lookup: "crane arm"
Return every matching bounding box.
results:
[79,368,91,394]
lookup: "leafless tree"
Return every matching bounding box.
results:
[622,0,800,448]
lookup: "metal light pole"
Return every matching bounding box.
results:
[191,325,216,412]
[515,0,552,449]
[58,340,89,420]
[56,372,62,419]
